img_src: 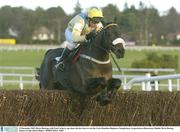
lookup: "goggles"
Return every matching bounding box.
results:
[89,17,102,24]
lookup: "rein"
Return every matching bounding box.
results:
[103,23,118,30]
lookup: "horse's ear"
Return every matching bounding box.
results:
[101,20,107,26]
[113,16,117,23]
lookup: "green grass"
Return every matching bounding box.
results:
[1,48,180,72]
[114,50,180,69]
[0,49,45,90]
[0,84,39,90]
[0,49,46,67]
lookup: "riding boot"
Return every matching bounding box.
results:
[55,48,71,71]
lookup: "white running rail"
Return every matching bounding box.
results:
[0,73,38,90]
[113,68,176,74]
[1,73,180,91]
[0,66,179,91]
[0,66,35,74]
[124,74,180,92]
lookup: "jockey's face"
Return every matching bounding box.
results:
[89,20,99,28]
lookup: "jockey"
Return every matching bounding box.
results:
[55,7,104,71]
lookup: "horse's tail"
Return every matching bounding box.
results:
[35,67,40,81]
[35,49,52,81]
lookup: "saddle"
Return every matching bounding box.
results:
[66,46,83,65]
[53,46,83,72]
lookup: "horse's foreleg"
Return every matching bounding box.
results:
[96,89,111,106]
[107,78,122,91]
[87,77,107,94]
[106,78,122,98]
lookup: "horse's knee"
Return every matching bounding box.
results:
[92,77,106,86]
[98,77,106,85]
[107,78,122,90]
[113,78,122,88]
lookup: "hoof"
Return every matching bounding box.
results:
[96,95,111,106]
[100,98,111,106]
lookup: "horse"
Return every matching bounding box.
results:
[37,23,125,108]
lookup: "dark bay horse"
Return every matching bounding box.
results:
[38,23,125,106]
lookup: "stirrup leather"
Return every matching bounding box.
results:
[55,61,65,71]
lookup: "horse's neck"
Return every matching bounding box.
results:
[82,40,109,61]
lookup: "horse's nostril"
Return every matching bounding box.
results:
[115,49,125,58]
[117,49,123,55]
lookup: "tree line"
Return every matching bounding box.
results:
[0,1,180,45]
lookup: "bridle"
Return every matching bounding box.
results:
[80,23,120,65]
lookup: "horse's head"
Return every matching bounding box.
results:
[95,23,125,58]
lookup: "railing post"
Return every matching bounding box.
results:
[142,82,146,91]
[146,73,151,91]
[168,79,172,92]
[123,85,126,90]
[177,79,180,91]
[0,75,3,87]
[155,81,159,91]
[123,77,127,90]
[19,76,23,90]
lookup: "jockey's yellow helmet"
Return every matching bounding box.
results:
[87,7,103,19]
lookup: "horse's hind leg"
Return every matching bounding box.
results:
[39,76,54,90]
[42,62,56,89]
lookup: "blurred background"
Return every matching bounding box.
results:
[0,0,180,45]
